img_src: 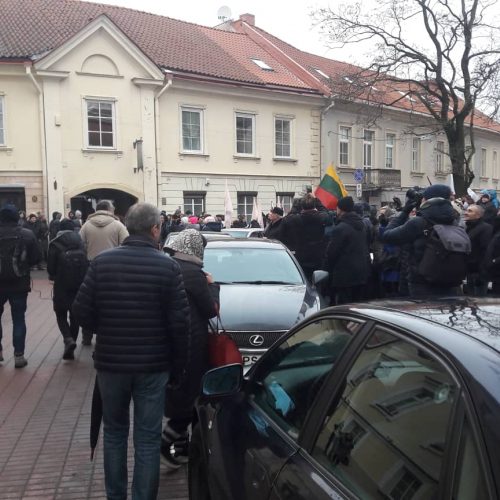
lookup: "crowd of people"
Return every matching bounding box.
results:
[1,183,500,498]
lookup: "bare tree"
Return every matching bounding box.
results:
[313,0,500,194]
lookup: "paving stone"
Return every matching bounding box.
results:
[0,275,188,499]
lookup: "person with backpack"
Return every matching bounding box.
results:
[47,218,88,360]
[464,204,493,296]
[0,204,40,367]
[382,184,470,298]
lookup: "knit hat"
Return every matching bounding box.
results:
[423,184,451,200]
[0,203,19,222]
[337,196,354,212]
[270,207,284,216]
[166,229,205,261]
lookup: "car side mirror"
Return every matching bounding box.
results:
[202,364,243,398]
[312,270,329,285]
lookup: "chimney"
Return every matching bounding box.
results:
[239,13,255,26]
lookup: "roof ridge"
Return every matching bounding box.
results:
[67,0,250,35]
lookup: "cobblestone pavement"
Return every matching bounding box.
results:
[0,272,188,500]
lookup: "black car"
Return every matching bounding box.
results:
[202,238,327,367]
[190,298,500,500]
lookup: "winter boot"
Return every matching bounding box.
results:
[14,354,28,368]
[63,337,77,360]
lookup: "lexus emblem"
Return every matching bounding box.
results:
[249,334,265,347]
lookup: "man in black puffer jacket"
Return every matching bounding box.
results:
[383,184,463,297]
[325,196,370,305]
[73,202,190,500]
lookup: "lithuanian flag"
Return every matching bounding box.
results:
[315,163,348,209]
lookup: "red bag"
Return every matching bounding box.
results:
[208,315,242,367]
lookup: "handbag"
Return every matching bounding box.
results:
[208,314,243,367]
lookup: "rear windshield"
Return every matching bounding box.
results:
[204,247,303,284]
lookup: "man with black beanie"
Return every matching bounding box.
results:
[325,196,370,305]
[0,204,40,367]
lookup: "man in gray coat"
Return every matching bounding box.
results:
[79,200,128,345]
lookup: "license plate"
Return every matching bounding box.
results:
[242,355,261,366]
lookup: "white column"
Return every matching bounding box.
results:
[41,77,66,216]
[139,86,158,205]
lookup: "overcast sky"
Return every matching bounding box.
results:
[84,0,338,58]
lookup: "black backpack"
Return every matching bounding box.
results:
[0,228,30,281]
[56,247,89,291]
[418,221,471,287]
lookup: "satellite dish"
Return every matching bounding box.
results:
[217,5,232,22]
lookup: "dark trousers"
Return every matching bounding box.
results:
[55,307,79,341]
[465,273,489,297]
[330,285,364,306]
[0,292,28,355]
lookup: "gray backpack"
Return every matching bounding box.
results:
[418,223,471,287]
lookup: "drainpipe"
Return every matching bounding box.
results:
[26,65,49,215]
[154,70,173,206]
[320,100,335,179]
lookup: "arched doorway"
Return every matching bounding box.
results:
[70,188,138,221]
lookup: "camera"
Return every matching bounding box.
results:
[405,186,424,209]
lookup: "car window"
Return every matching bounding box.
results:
[204,247,303,284]
[312,328,458,499]
[251,318,363,440]
[454,421,489,499]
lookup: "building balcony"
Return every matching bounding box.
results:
[362,168,401,190]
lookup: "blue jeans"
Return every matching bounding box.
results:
[97,370,169,500]
[0,292,28,355]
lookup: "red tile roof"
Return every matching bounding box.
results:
[0,0,317,92]
[232,22,500,134]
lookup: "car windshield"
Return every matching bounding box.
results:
[204,247,303,284]
[223,230,251,238]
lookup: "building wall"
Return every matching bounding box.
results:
[0,64,44,214]
[324,103,500,204]
[158,82,322,213]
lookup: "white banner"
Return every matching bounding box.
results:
[224,179,233,228]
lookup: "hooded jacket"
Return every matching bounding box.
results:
[382,197,457,284]
[47,229,85,310]
[325,211,370,287]
[79,210,129,260]
[478,190,498,225]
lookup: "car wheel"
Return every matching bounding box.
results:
[188,424,211,500]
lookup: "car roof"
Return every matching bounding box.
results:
[341,298,500,353]
[206,238,286,249]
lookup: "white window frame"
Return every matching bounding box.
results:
[0,95,5,146]
[237,192,256,222]
[251,58,273,71]
[235,112,256,156]
[493,150,498,179]
[274,116,293,158]
[183,192,205,215]
[276,193,295,214]
[83,97,117,150]
[436,141,445,173]
[180,106,204,154]
[385,133,396,169]
[481,148,487,177]
[339,126,351,166]
[363,129,375,167]
[411,137,421,172]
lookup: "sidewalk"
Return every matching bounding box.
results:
[0,272,188,500]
